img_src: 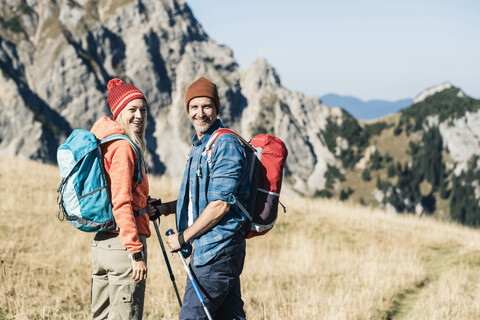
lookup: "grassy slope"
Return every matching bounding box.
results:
[1,157,480,319]
[342,113,416,205]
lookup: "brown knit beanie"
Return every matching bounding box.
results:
[185,77,220,114]
[106,78,146,120]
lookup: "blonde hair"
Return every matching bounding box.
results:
[115,110,147,157]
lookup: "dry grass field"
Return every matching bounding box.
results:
[1,156,480,319]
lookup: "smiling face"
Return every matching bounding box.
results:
[118,98,147,134]
[188,96,217,138]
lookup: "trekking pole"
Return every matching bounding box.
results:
[166,229,213,320]
[152,210,182,306]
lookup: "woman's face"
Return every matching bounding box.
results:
[119,99,147,134]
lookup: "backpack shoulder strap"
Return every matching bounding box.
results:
[204,128,255,161]
[99,134,143,184]
[202,129,256,219]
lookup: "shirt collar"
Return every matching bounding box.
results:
[192,119,224,146]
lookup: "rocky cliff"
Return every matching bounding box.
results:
[0,0,345,195]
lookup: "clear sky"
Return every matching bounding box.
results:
[187,0,479,101]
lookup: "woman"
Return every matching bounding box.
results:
[90,78,153,320]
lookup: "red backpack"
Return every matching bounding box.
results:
[204,128,288,238]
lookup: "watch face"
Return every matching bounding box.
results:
[132,252,143,260]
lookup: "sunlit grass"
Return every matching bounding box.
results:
[1,156,480,319]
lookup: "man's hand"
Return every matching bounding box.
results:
[165,200,230,253]
[165,234,181,253]
[131,259,147,282]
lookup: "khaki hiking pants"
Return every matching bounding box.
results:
[91,232,147,320]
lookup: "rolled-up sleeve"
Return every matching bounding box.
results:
[208,138,245,204]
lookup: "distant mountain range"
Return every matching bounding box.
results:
[321,94,413,120]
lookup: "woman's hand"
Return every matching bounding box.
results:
[131,259,147,282]
[147,197,160,221]
[147,198,176,220]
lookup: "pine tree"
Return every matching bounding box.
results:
[387,163,396,178]
[450,156,480,226]
[421,126,443,190]
[362,168,371,181]
[370,150,383,170]
[439,163,449,199]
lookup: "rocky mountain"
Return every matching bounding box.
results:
[321,94,413,120]
[0,0,346,196]
[2,1,479,225]
[324,83,480,226]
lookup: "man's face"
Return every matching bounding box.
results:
[188,97,217,138]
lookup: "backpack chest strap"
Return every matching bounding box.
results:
[133,207,148,217]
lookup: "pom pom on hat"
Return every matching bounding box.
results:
[107,78,124,91]
[106,78,146,120]
[185,77,220,113]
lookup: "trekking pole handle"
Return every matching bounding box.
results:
[165,229,213,320]
[165,229,199,297]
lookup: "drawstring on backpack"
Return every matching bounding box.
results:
[57,179,67,221]
[279,200,287,214]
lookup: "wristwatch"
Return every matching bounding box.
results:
[128,251,144,261]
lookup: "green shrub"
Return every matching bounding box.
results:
[387,163,396,178]
[5,16,22,33]
[324,164,345,189]
[362,169,371,181]
[393,125,402,136]
[314,189,333,199]
[364,121,392,137]
[339,188,354,201]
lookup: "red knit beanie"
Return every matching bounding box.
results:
[106,78,146,120]
[185,77,220,114]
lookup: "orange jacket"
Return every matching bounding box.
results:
[91,116,150,254]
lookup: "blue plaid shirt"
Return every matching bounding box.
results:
[176,120,250,266]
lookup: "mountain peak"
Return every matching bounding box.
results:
[414,81,457,104]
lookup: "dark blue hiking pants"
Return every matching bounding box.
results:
[179,233,246,320]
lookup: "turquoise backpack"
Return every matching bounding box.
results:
[56,129,143,232]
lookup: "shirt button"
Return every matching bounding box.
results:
[190,180,193,184]
[195,152,198,155]
[192,166,195,169]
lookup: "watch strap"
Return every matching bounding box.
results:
[128,251,144,261]
[178,232,187,248]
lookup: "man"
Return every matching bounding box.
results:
[165,77,251,319]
